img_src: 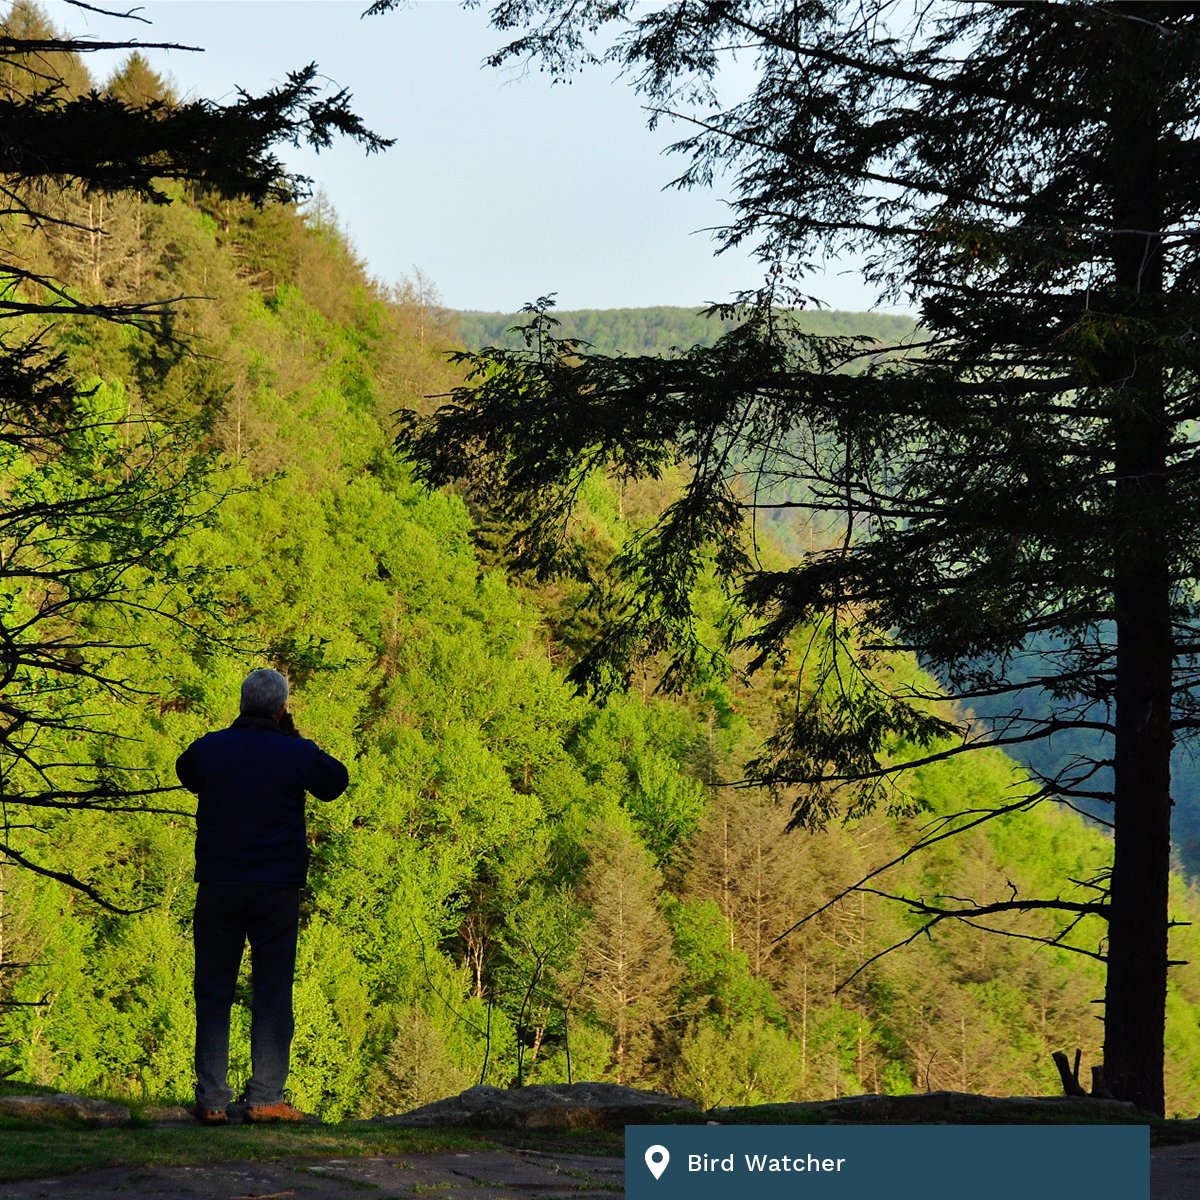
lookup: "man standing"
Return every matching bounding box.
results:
[176,668,349,1124]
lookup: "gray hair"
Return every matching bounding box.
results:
[240,668,289,717]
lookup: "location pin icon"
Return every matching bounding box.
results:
[645,1144,670,1180]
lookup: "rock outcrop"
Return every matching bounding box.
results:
[379,1082,697,1130]
[0,1083,1147,1132]
[0,1092,131,1126]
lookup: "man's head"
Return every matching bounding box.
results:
[241,668,289,719]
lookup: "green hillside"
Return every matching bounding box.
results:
[2,51,1199,1121]
[456,305,918,356]
[457,306,1200,884]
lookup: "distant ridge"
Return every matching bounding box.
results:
[455,305,918,357]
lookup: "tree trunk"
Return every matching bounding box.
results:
[1103,20,1171,1116]
[1107,438,1172,1115]
[1106,461,1171,1116]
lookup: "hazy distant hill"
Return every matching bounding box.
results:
[456,305,918,356]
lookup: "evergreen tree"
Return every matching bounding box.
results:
[570,817,679,1083]
[396,1,1200,1114]
[104,51,174,108]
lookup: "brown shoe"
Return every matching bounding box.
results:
[244,1100,305,1123]
[192,1104,228,1125]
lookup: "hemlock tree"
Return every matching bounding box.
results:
[0,2,388,906]
[396,1,1200,1114]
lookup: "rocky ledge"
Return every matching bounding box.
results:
[0,1083,1156,1131]
[375,1081,697,1130]
[715,1090,1144,1123]
[0,1092,133,1127]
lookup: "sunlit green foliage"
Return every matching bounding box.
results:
[1,38,1199,1120]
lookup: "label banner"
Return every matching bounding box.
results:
[624,1123,1148,1199]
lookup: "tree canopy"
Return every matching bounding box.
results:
[397,1,1200,1114]
[0,0,388,907]
[1,52,1198,1112]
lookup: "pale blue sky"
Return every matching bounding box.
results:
[57,0,892,313]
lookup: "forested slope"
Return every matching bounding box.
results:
[2,47,1199,1120]
[458,306,1200,884]
[456,305,917,356]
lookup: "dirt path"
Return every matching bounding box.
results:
[6,1143,1197,1199]
[1,1146,624,1200]
[1152,1141,1200,1200]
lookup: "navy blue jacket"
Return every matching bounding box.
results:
[176,716,349,888]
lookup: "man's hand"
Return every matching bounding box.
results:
[278,709,301,738]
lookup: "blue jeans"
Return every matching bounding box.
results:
[193,882,301,1108]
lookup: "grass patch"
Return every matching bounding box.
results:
[1,1091,1193,1183]
[0,1121,492,1183]
[692,1101,1153,1126]
[478,1125,624,1158]
[650,1100,1200,1147]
